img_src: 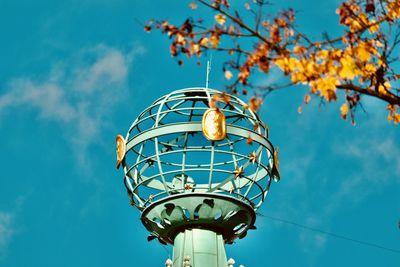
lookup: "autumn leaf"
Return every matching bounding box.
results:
[304,94,311,104]
[144,25,151,32]
[368,20,379,34]
[176,33,186,45]
[340,103,349,120]
[224,70,233,80]
[355,42,377,62]
[378,81,391,95]
[387,104,400,124]
[274,57,288,72]
[247,96,262,112]
[147,0,400,125]
[210,32,220,48]
[315,76,339,101]
[200,37,209,47]
[388,1,400,20]
[339,56,357,80]
[220,92,231,104]
[215,14,226,25]
[293,45,306,55]
[189,2,198,9]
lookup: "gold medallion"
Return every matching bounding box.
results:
[202,108,227,141]
[272,147,280,182]
[116,134,126,169]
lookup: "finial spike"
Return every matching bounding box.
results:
[205,55,212,88]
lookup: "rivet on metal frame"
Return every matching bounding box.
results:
[202,107,227,141]
[116,134,126,169]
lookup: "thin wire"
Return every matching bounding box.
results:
[258,213,400,254]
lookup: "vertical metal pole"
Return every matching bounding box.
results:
[172,229,228,267]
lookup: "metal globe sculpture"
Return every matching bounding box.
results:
[117,87,280,267]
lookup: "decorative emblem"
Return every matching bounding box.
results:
[202,108,227,141]
[249,152,257,164]
[233,166,244,178]
[271,147,280,182]
[116,134,126,169]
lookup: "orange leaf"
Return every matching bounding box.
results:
[189,2,198,9]
[215,14,226,25]
[304,94,311,104]
[248,97,262,112]
[340,103,348,120]
[210,33,220,48]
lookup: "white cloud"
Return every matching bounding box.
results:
[0,44,145,165]
[73,45,134,94]
[0,212,14,257]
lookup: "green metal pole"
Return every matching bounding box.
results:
[172,229,228,267]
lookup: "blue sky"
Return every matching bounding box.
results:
[0,0,399,266]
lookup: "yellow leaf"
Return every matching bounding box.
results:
[339,56,357,80]
[293,45,306,55]
[200,37,209,46]
[215,14,226,25]
[316,76,338,101]
[274,57,293,75]
[176,33,186,45]
[356,46,371,62]
[340,103,348,120]
[378,81,391,95]
[224,70,233,80]
[355,42,377,62]
[364,63,376,74]
[316,50,329,60]
[191,43,200,54]
[394,114,400,124]
[368,20,379,34]
[291,72,307,84]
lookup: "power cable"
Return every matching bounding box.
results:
[258,213,400,254]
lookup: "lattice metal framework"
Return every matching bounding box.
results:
[121,87,278,211]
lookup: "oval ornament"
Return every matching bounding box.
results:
[272,147,280,182]
[202,108,227,141]
[116,134,126,169]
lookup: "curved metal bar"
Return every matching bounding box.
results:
[126,122,274,152]
[153,92,174,194]
[126,148,271,178]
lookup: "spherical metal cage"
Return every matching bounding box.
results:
[121,87,278,213]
